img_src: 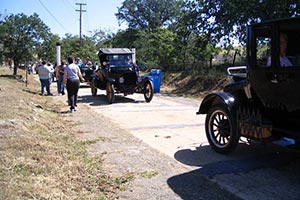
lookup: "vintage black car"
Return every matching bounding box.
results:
[90,48,154,104]
[197,17,300,154]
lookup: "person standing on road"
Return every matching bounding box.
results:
[63,56,85,113]
[38,61,54,96]
[56,60,66,95]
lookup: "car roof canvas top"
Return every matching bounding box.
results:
[98,48,133,55]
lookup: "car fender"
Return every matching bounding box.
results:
[141,75,153,82]
[196,92,235,115]
[140,75,153,86]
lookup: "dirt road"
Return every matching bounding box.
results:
[59,84,300,200]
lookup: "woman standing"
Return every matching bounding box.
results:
[63,56,85,113]
[56,60,67,95]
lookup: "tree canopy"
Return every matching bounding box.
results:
[116,0,183,31]
[0,13,57,75]
[1,1,300,75]
[185,0,300,45]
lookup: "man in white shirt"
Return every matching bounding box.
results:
[38,61,54,95]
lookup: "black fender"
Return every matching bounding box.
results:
[196,92,236,115]
[139,75,153,87]
[141,75,153,82]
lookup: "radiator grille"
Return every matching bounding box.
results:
[124,73,137,85]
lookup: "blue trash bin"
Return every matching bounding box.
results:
[149,69,162,93]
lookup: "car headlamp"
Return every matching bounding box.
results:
[119,77,125,83]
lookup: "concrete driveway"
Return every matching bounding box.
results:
[77,86,300,200]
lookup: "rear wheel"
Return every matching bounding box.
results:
[106,82,115,104]
[144,80,154,103]
[205,104,239,154]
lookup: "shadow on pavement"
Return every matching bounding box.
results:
[175,147,298,176]
[168,143,300,200]
[167,168,242,200]
[79,84,91,89]
[77,93,145,106]
[174,142,299,175]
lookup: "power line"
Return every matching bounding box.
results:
[38,0,70,34]
[63,0,76,10]
[62,0,77,18]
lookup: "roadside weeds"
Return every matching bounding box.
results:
[0,68,118,199]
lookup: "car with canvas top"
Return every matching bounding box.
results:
[90,48,154,104]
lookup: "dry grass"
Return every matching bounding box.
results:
[0,67,117,199]
[161,71,230,98]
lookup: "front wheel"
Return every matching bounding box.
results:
[91,79,97,97]
[106,82,115,104]
[144,80,154,103]
[205,104,239,154]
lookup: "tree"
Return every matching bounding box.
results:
[104,28,176,70]
[89,29,112,45]
[0,13,54,75]
[133,28,177,70]
[36,34,60,64]
[186,0,300,45]
[61,35,98,63]
[111,28,140,48]
[116,0,183,31]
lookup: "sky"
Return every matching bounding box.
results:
[1,0,127,38]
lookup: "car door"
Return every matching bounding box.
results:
[249,20,300,112]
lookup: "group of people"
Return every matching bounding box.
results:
[38,56,85,113]
[75,57,94,67]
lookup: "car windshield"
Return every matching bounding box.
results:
[108,54,132,67]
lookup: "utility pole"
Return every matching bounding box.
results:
[76,3,86,46]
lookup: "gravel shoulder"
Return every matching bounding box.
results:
[54,91,241,200]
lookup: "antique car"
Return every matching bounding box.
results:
[197,17,300,154]
[90,48,154,104]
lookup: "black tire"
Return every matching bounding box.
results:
[106,82,115,104]
[205,104,239,154]
[91,80,97,97]
[144,80,154,103]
